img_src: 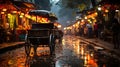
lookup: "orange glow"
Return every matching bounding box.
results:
[81,19,84,22]
[95,12,98,15]
[38,17,49,23]
[41,17,48,23]
[77,21,80,24]
[12,11,17,13]
[20,15,23,18]
[86,12,97,20]
[21,13,24,16]
[84,16,87,19]
[2,8,7,11]
[103,13,105,16]
[105,9,109,13]
[57,25,61,28]
[18,11,21,14]
[25,14,31,18]
[81,47,84,55]
[8,13,11,16]
[1,12,4,14]
[31,16,36,21]
[73,25,75,27]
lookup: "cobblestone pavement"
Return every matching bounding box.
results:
[0,35,120,67]
[55,35,120,67]
[0,42,24,50]
[0,47,26,67]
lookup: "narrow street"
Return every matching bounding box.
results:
[0,35,120,67]
[0,0,120,67]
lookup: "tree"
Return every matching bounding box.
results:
[60,0,91,11]
[34,0,51,10]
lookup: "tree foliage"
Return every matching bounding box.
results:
[60,0,91,11]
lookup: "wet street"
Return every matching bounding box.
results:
[0,35,120,67]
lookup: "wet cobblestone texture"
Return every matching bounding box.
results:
[0,35,120,67]
[0,47,26,67]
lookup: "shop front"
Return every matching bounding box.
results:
[0,0,36,42]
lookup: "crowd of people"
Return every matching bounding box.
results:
[79,19,104,39]
[79,17,120,49]
[0,25,26,44]
[65,16,120,49]
[0,26,16,43]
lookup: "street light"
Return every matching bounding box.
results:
[115,9,119,12]
[84,16,87,20]
[98,6,102,11]
[2,8,7,12]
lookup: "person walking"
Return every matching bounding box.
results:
[79,25,84,36]
[0,25,5,43]
[111,17,120,49]
[97,20,104,39]
[93,22,98,38]
[86,22,93,38]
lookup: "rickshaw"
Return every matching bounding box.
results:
[25,23,56,57]
[24,10,58,58]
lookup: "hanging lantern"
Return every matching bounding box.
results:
[12,11,17,13]
[1,12,5,14]
[2,8,7,12]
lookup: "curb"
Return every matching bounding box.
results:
[0,42,25,54]
[78,36,120,58]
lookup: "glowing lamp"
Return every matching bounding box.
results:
[57,25,61,28]
[84,16,87,19]
[64,27,66,30]
[12,11,17,13]
[95,12,98,15]
[81,19,84,22]
[77,21,80,24]
[105,9,109,13]
[1,12,5,14]
[98,7,101,11]
[21,13,24,16]
[73,25,75,27]
[20,15,23,18]
[2,8,7,11]
[115,10,119,12]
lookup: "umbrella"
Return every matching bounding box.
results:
[29,10,58,20]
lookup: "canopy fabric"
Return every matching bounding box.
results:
[13,1,36,9]
[0,0,35,11]
[0,4,17,11]
[29,10,58,20]
[29,10,51,16]
[0,0,17,11]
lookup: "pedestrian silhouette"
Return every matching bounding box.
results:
[111,18,120,49]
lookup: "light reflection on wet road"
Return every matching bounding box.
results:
[55,35,97,67]
[0,35,120,67]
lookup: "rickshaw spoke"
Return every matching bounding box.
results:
[25,43,31,57]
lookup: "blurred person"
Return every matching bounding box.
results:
[0,25,4,43]
[84,26,88,37]
[58,30,63,43]
[79,25,84,36]
[93,22,98,38]
[6,29,12,42]
[111,17,120,49]
[97,20,104,39]
[86,22,93,38]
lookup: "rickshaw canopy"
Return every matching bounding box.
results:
[29,10,58,20]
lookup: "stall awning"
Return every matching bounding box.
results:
[0,0,17,11]
[13,1,36,11]
[29,10,58,20]
[0,0,36,12]
[99,0,120,5]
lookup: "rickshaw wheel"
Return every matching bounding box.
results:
[49,34,55,56]
[25,42,31,57]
